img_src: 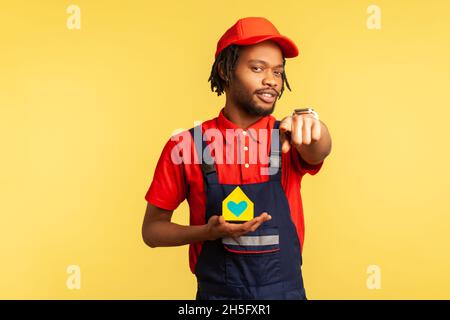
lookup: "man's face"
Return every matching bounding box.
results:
[226,40,285,117]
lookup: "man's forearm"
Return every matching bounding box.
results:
[297,120,332,165]
[143,221,210,248]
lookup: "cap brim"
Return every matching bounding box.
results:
[234,35,299,58]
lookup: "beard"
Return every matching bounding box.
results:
[230,79,278,117]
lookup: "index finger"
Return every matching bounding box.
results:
[279,116,292,134]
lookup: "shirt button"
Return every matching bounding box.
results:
[244,163,249,168]
[242,131,247,136]
[244,146,249,151]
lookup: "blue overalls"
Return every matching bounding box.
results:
[189,121,307,300]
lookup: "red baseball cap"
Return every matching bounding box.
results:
[215,17,299,59]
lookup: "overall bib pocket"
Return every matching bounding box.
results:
[223,227,282,286]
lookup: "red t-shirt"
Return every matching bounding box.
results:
[145,108,323,274]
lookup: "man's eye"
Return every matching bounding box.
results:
[274,71,283,76]
[252,66,262,72]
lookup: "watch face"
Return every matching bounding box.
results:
[292,108,319,120]
[294,108,314,114]
[293,109,314,116]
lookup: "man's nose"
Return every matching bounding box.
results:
[262,72,278,87]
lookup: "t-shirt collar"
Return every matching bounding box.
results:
[216,107,274,144]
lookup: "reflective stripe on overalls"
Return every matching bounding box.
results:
[189,121,307,300]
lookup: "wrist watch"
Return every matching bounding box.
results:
[292,107,319,120]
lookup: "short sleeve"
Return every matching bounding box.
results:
[291,148,324,176]
[144,137,188,211]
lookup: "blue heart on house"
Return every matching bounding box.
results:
[227,201,248,217]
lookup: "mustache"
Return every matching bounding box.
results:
[255,88,279,96]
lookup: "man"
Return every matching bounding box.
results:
[142,17,332,300]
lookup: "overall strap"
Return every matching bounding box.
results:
[268,120,282,181]
[188,125,219,185]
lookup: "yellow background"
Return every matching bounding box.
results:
[1,0,449,299]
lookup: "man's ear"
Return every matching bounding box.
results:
[218,61,227,82]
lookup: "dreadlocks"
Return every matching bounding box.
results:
[208,44,292,98]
